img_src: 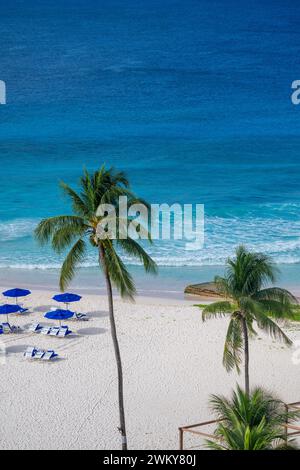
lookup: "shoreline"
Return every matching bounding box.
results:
[1,263,300,301]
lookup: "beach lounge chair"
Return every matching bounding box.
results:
[40,327,51,335]
[24,347,58,361]
[57,326,72,337]
[19,308,29,314]
[10,302,29,315]
[41,350,58,361]
[33,349,45,360]
[49,327,60,336]
[1,322,12,334]
[28,323,43,333]
[74,312,89,321]
[24,347,36,359]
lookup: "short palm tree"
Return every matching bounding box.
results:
[206,385,298,450]
[197,246,297,395]
[35,166,157,450]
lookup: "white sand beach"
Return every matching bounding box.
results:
[1,288,300,450]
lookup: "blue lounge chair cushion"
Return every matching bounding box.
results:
[28,323,42,332]
[1,322,12,333]
[24,347,37,358]
[42,350,58,360]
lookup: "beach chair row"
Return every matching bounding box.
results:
[28,324,72,337]
[24,347,58,361]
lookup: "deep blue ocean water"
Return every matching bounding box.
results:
[1,0,300,290]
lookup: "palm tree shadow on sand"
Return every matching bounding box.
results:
[33,305,55,313]
[77,327,107,336]
[6,344,31,355]
[85,310,108,319]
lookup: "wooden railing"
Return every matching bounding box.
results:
[179,401,300,450]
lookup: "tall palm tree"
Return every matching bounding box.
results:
[197,246,297,396]
[206,385,299,450]
[35,166,157,450]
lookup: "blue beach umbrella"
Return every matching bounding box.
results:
[52,293,82,309]
[0,304,22,323]
[45,309,74,326]
[3,288,31,304]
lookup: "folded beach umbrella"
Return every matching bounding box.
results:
[52,293,82,309]
[45,309,74,326]
[0,304,22,323]
[3,288,31,304]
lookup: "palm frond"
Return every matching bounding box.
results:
[225,245,278,297]
[214,276,232,297]
[59,238,86,291]
[239,296,263,315]
[205,440,227,450]
[35,216,87,246]
[105,167,130,188]
[100,185,135,206]
[51,223,87,253]
[117,238,157,274]
[257,299,294,320]
[223,318,243,373]
[201,301,236,322]
[254,287,297,303]
[243,253,278,294]
[60,181,91,217]
[80,168,97,212]
[101,241,136,300]
[253,310,292,345]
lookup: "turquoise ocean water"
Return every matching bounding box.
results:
[1,0,300,295]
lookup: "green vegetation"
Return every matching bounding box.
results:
[206,386,299,450]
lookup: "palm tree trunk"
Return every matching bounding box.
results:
[99,244,128,451]
[241,315,250,397]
